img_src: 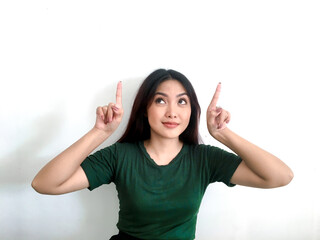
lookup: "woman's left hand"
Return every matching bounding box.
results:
[206,83,231,136]
[206,83,293,188]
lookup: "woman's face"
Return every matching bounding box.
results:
[146,79,192,141]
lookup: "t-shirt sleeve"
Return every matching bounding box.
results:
[199,144,242,187]
[80,143,117,191]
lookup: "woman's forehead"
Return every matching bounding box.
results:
[156,79,187,93]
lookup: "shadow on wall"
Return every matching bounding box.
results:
[0,78,142,240]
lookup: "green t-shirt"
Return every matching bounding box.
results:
[81,141,242,240]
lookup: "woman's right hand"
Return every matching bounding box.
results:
[94,81,124,134]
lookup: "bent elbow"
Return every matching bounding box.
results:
[275,169,294,188]
[31,178,50,195]
[31,178,70,195]
[264,169,294,188]
[283,169,294,186]
[31,178,43,194]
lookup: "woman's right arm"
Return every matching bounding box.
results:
[31,82,123,195]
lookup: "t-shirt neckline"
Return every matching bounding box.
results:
[138,141,187,167]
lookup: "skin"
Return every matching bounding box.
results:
[144,80,192,165]
[207,83,294,188]
[31,82,123,194]
[32,80,293,195]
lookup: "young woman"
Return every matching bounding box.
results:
[32,69,293,240]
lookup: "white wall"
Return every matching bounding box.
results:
[1,1,319,239]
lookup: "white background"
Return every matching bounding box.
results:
[1,1,319,239]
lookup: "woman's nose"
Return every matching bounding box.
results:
[165,104,177,118]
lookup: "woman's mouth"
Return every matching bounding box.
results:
[162,122,179,128]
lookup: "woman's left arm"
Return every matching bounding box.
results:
[207,83,294,188]
[213,128,294,188]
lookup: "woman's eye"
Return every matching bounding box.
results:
[155,98,165,104]
[178,98,188,105]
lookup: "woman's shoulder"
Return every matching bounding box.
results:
[186,143,218,152]
[108,141,140,150]
[184,143,227,162]
[97,141,142,161]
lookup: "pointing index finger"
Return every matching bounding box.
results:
[116,81,122,106]
[209,82,221,110]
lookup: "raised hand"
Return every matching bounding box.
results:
[94,81,124,134]
[206,83,231,136]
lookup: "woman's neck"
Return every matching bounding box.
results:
[144,138,183,166]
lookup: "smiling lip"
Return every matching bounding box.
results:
[162,122,179,128]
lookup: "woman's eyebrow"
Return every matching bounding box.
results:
[155,92,188,97]
[177,92,188,97]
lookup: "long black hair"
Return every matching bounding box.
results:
[118,69,201,145]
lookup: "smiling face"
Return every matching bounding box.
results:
[146,79,192,142]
